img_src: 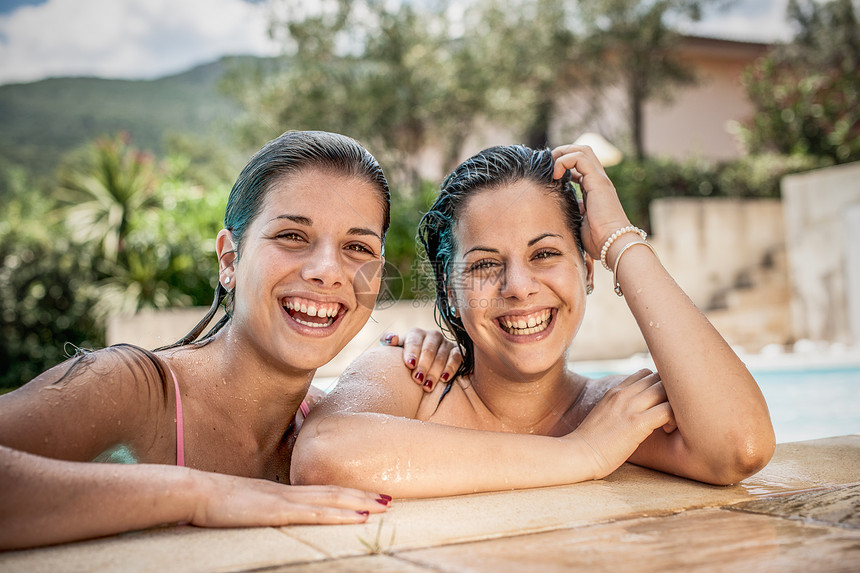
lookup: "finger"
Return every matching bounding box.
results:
[290,485,393,513]
[438,345,462,386]
[269,502,378,525]
[422,342,454,391]
[552,146,606,180]
[379,332,400,347]
[663,414,678,434]
[412,331,445,387]
[402,328,433,369]
[644,402,674,432]
[614,368,655,389]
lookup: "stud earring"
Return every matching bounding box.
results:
[224,276,231,285]
[586,284,593,295]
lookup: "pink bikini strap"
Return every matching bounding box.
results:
[170,369,185,467]
[300,400,310,417]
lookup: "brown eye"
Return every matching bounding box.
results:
[345,243,375,256]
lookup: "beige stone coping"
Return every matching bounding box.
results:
[1,436,858,572]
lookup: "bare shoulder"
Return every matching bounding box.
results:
[574,372,630,414]
[321,345,425,418]
[0,344,171,458]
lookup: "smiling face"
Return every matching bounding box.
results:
[225,167,385,373]
[450,179,592,379]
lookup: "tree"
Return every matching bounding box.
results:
[225,0,496,187]
[0,163,103,388]
[57,133,160,263]
[56,134,225,317]
[580,0,711,160]
[463,0,586,149]
[740,0,860,163]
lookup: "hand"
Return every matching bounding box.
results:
[192,472,392,527]
[551,144,632,259]
[567,369,674,479]
[380,328,462,391]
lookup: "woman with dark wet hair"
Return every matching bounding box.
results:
[292,143,775,497]
[0,131,460,549]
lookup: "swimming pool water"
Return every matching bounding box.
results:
[752,366,860,443]
[578,364,860,444]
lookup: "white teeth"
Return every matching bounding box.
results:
[293,316,334,328]
[499,310,552,336]
[282,298,341,319]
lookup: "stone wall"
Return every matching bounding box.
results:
[782,161,860,345]
[570,196,790,361]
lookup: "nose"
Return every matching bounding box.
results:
[301,240,346,288]
[499,260,538,301]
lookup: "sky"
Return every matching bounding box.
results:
[0,0,798,86]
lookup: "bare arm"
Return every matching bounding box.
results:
[291,347,670,497]
[0,445,387,550]
[0,348,387,550]
[552,144,775,485]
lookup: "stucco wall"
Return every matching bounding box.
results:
[782,162,860,345]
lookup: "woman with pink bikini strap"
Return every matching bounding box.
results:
[0,131,461,550]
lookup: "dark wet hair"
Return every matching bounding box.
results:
[417,144,583,378]
[160,130,390,350]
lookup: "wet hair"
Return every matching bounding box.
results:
[417,144,583,378]
[160,130,391,350]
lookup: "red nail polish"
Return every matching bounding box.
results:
[415,371,424,382]
[441,372,450,381]
[379,494,392,502]
[356,510,370,516]
[424,379,432,389]
[376,497,390,506]
[408,358,416,368]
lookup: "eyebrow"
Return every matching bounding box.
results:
[463,233,562,256]
[271,215,382,242]
[528,233,563,246]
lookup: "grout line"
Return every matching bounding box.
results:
[270,527,334,560]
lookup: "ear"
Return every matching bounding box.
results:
[216,229,237,288]
[445,284,459,318]
[583,252,594,294]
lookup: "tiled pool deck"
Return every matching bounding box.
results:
[2,435,858,572]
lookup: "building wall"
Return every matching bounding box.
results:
[644,37,768,161]
[782,161,860,345]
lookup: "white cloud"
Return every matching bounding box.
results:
[683,0,794,43]
[0,0,280,85]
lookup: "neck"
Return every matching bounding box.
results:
[469,356,578,436]
[184,327,313,444]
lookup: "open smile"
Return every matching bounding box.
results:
[496,308,554,336]
[281,296,345,331]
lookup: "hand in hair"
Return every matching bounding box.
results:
[550,144,632,258]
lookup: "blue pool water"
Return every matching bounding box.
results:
[752,366,860,443]
[579,364,860,444]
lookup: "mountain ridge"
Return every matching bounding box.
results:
[0,55,273,178]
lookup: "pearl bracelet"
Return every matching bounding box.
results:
[612,240,657,296]
[599,225,647,271]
